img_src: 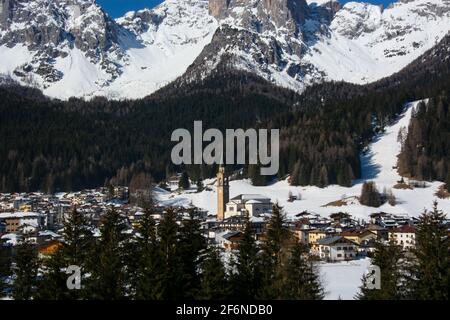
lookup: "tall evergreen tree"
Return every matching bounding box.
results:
[357,240,405,300]
[407,202,450,300]
[36,249,70,300]
[12,241,39,300]
[259,204,291,299]
[157,208,183,300]
[37,208,94,300]
[85,209,129,300]
[231,216,261,300]
[132,208,161,300]
[281,243,324,300]
[197,246,230,300]
[177,208,206,299]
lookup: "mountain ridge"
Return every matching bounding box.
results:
[0,0,449,100]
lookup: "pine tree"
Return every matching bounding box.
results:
[357,241,405,300]
[61,208,93,268]
[0,245,11,297]
[178,208,206,299]
[132,208,161,300]
[12,241,39,300]
[407,202,450,300]
[36,209,93,300]
[157,208,183,300]
[197,246,230,300]
[85,209,129,300]
[281,243,324,300]
[178,171,190,190]
[36,249,70,300]
[231,216,262,300]
[259,204,291,299]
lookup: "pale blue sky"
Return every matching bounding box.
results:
[97,0,396,18]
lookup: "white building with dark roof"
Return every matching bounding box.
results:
[224,194,272,219]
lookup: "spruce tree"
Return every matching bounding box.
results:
[281,243,324,300]
[357,240,405,300]
[231,216,262,300]
[61,208,94,267]
[133,208,161,300]
[177,209,206,299]
[36,209,94,299]
[86,209,129,300]
[12,241,39,300]
[157,208,183,300]
[197,246,230,300]
[36,249,70,300]
[407,202,450,300]
[259,205,291,299]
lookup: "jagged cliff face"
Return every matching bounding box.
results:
[0,0,450,99]
[0,0,124,86]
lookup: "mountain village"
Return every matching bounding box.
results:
[0,164,431,263]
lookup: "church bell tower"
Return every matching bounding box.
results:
[217,166,229,221]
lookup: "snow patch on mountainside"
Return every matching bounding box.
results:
[155,100,450,220]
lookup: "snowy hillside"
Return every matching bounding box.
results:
[1,0,450,99]
[155,100,450,220]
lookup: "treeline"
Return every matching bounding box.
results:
[398,91,450,189]
[0,206,323,300]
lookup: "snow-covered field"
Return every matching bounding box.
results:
[320,258,371,300]
[156,101,450,220]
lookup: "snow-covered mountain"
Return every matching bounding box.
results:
[0,0,217,99]
[0,0,449,99]
[181,0,450,90]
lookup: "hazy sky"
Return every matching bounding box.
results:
[97,0,396,18]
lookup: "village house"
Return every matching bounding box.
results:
[315,236,359,262]
[340,229,377,244]
[389,224,416,250]
[219,230,244,251]
[0,212,43,233]
[308,229,330,251]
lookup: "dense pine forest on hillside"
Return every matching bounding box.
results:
[1,33,450,192]
[398,92,450,189]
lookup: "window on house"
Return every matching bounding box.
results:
[337,254,342,258]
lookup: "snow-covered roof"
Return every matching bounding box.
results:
[0,212,40,219]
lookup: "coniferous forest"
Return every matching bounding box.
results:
[398,92,450,189]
